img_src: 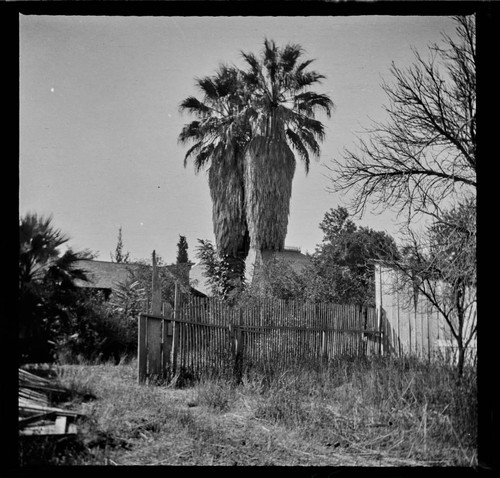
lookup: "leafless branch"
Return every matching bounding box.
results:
[328,16,476,225]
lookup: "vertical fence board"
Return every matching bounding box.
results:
[350,304,353,355]
[162,302,173,377]
[147,317,162,378]
[138,314,147,383]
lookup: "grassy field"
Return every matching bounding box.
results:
[19,356,477,467]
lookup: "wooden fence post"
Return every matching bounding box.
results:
[361,306,368,356]
[231,308,244,383]
[229,323,234,357]
[146,251,163,379]
[322,330,328,361]
[378,306,384,356]
[151,250,162,315]
[237,307,244,356]
[162,301,173,378]
[375,264,384,356]
[138,313,147,384]
[171,281,180,377]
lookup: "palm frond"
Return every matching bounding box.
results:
[294,92,334,118]
[182,140,204,166]
[196,76,219,99]
[289,114,327,140]
[286,128,311,173]
[281,44,303,73]
[297,127,321,157]
[294,71,326,89]
[213,65,242,98]
[45,250,90,288]
[178,121,203,143]
[263,38,279,83]
[193,144,216,173]
[179,96,211,116]
[241,51,260,74]
[295,59,315,74]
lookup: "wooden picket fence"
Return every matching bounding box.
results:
[137,258,382,384]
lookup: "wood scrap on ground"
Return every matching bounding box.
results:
[19,367,85,437]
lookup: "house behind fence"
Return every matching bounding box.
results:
[375,263,477,365]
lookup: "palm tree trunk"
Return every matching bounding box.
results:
[244,136,296,252]
[208,152,249,261]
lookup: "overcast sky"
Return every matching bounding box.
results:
[19,15,459,264]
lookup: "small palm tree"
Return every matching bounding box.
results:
[19,213,90,362]
[19,213,89,292]
[179,65,251,282]
[241,39,334,251]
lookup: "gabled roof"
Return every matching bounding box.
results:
[74,260,137,289]
[73,259,195,292]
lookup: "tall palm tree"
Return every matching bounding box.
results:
[179,66,251,282]
[179,41,333,290]
[240,39,334,251]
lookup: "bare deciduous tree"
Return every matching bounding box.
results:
[329,16,477,377]
[329,16,476,223]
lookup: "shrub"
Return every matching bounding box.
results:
[54,291,137,364]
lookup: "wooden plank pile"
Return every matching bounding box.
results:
[19,368,84,437]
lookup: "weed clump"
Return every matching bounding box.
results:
[195,379,236,413]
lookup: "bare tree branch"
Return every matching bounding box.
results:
[328,16,476,224]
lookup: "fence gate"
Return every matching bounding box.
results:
[137,251,176,383]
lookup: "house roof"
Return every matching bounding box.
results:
[261,249,312,274]
[190,248,312,297]
[74,260,137,289]
[189,263,213,297]
[73,260,202,295]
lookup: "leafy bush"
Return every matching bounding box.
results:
[54,290,138,364]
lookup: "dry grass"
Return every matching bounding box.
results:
[19,356,477,466]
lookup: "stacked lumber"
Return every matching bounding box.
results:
[19,369,70,397]
[19,368,84,437]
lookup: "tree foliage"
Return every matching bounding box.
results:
[54,289,139,364]
[110,226,130,263]
[124,254,185,306]
[305,207,400,305]
[176,235,189,264]
[194,239,245,301]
